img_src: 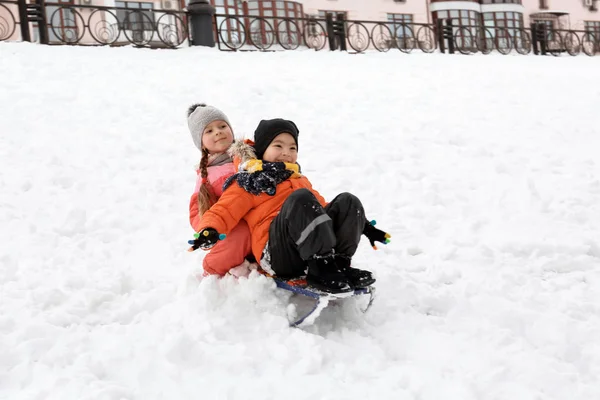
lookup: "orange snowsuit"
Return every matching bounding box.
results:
[197,175,327,264]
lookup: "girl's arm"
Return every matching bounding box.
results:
[189,192,204,231]
[189,172,204,231]
[198,184,254,235]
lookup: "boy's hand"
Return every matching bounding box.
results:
[363,220,391,250]
[187,228,226,251]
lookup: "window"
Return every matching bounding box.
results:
[585,21,600,36]
[482,11,523,49]
[252,0,303,19]
[318,10,347,19]
[434,9,480,50]
[539,0,548,10]
[387,13,413,38]
[434,9,479,27]
[532,18,555,40]
[210,0,244,46]
[532,19,554,31]
[115,1,154,31]
[46,0,80,43]
[481,0,521,3]
[387,13,412,25]
[211,0,243,16]
[211,1,304,48]
[482,12,524,31]
[245,1,304,48]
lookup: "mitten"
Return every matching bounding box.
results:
[187,228,226,251]
[363,220,391,250]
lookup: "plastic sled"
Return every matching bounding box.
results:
[273,277,375,327]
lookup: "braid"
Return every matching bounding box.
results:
[196,147,216,216]
[199,147,209,180]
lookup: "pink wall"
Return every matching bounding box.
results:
[295,0,600,28]
[521,0,600,30]
[298,0,431,24]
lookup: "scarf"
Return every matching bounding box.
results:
[223,159,301,196]
[207,152,232,167]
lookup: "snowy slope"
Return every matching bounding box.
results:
[1,42,600,400]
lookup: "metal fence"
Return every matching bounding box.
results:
[1,0,187,47]
[1,0,599,57]
[44,3,187,47]
[213,14,438,53]
[438,19,597,56]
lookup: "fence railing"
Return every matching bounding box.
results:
[215,14,328,51]
[214,14,438,54]
[438,19,597,56]
[43,3,188,47]
[0,0,187,47]
[1,0,599,57]
[1,0,19,41]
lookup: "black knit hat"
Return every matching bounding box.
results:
[253,119,299,160]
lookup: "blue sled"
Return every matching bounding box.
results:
[273,278,376,327]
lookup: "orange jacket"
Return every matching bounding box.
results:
[198,176,327,263]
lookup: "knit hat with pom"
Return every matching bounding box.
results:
[187,103,232,150]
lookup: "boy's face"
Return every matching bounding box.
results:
[202,120,233,154]
[262,133,298,164]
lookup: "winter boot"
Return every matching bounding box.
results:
[335,255,376,288]
[306,254,353,294]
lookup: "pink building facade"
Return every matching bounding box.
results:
[210,0,600,31]
[2,0,600,45]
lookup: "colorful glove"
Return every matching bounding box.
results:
[187,228,226,251]
[363,220,391,250]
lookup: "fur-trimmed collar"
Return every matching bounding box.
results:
[228,139,257,167]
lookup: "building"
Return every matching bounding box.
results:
[208,0,600,31]
[1,0,600,46]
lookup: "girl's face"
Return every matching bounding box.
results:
[262,133,298,164]
[202,120,233,154]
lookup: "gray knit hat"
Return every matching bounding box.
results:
[187,103,232,150]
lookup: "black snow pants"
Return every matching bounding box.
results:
[264,188,366,278]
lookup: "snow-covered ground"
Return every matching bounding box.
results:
[1,42,600,400]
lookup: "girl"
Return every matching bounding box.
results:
[187,103,253,277]
[189,118,391,293]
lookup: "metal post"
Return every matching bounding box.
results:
[539,23,547,56]
[325,13,337,51]
[436,18,445,53]
[187,0,215,47]
[531,23,539,55]
[17,0,31,42]
[35,0,49,44]
[336,13,347,51]
[446,18,455,54]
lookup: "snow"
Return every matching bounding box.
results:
[2,41,600,399]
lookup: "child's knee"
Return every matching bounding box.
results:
[203,245,246,276]
[288,188,317,204]
[290,188,312,198]
[338,192,361,206]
